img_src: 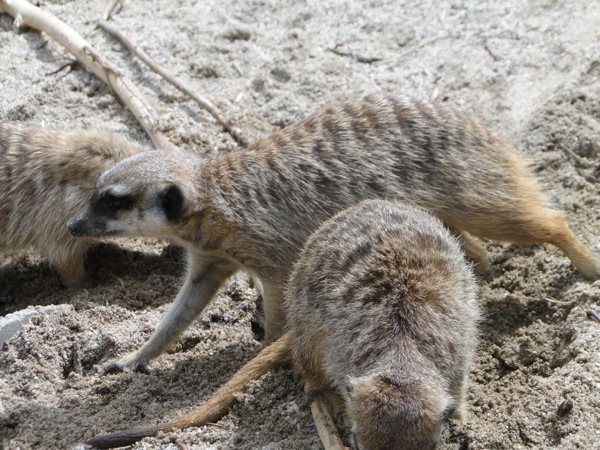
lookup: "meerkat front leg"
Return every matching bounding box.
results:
[105,253,238,373]
[257,280,286,342]
[52,250,87,287]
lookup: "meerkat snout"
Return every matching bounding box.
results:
[69,182,187,239]
[67,190,132,237]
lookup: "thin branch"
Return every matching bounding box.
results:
[102,0,122,21]
[543,296,575,306]
[0,0,175,150]
[483,40,501,62]
[45,59,78,76]
[396,35,460,61]
[328,46,382,64]
[98,19,249,148]
[310,395,349,450]
[586,310,600,323]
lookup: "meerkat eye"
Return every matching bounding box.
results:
[98,193,133,215]
[159,184,184,221]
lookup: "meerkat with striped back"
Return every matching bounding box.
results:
[286,200,479,449]
[68,93,600,375]
[0,123,145,286]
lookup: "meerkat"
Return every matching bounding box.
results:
[68,93,600,373]
[86,200,479,449]
[0,122,145,286]
[286,200,479,450]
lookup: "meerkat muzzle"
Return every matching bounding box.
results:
[67,213,104,237]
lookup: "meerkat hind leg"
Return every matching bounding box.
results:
[258,280,286,342]
[447,227,490,273]
[548,223,600,281]
[447,372,468,421]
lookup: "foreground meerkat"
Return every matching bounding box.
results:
[0,122,145,286]
[287,200,479,449]
[68,93,600,373]
[86,200,479,449]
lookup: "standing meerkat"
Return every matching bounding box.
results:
[86,200,479,450]
[68,93,600,373]
[0,122,145,286]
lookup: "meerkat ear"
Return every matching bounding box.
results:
[160,184,184,221]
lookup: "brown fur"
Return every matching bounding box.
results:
[68,93,599,373]
[287,200,479,449]
[0,122,145,286]
[85,200,479,449]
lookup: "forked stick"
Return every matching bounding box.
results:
[102,0,121,21]
[311,394,350,450]
[0,0,175,150]
[97,19,249,148]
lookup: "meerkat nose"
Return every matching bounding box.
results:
[67,218,85,236]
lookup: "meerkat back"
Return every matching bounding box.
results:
[286,199,480,450]
[0,122,145,286]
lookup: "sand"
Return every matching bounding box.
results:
[1,0,599,449]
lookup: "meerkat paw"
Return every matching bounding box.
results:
[103,352,150,375]
[53,254,86,287]
[449,405,466,421]
[54,263,86,287]
[576,257,600,281]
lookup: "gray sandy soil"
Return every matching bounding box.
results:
[1,0,600,449]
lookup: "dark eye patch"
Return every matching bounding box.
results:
[96,193,134,216]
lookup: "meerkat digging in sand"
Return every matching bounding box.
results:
[68,94,600,374]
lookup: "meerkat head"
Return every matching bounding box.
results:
[344,374,453,450]
[68,151,197,239]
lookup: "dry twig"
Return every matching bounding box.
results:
[543,296,575,306]
[310,395,349,450]
[328,45,382,63]
[45,59,78,77]
[102,0,122,21]
[98,19,249,148]
[396,35,460,61]
[586,310,600,323]
[0,0,174,150]
[173,439,188,450]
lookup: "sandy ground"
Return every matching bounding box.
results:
[1,0,600,449]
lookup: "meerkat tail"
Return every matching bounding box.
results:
[85,333,293,449]
[165,332,293,430]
